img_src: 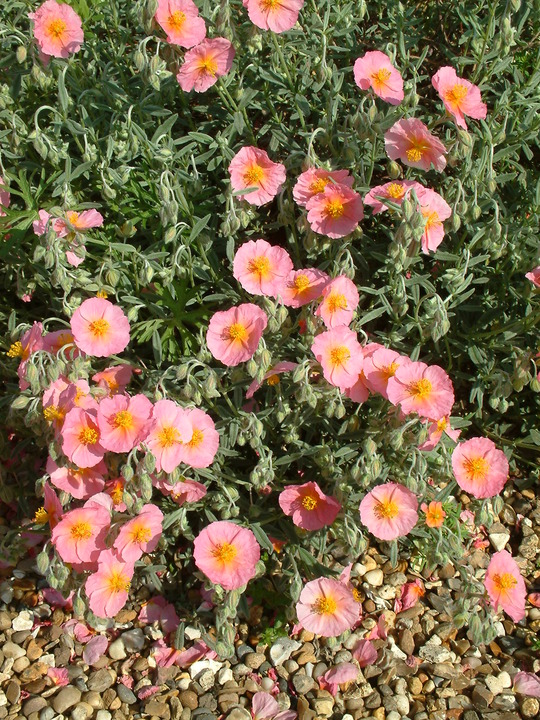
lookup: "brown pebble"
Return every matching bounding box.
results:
[114,609,137,624]
[23,679,47,695]
[299,630,315,642]
[144,700,171,719]
[244,652,265,669]
[521,697,540,718]
[408,677,423,695]
[179,690,198,710]
[0,611,11,631]
[22,697,48,716]
[103,689,117,708]
[218,692,239,712]
[19,662,47,684]
[25,640,43,662]
[82,691,105,709]
[364,599,376,613]
[52,608,65,625]
[13,655,31,673]
[5,681,21,706]
[373,708,386,720]
[296,652,317,665]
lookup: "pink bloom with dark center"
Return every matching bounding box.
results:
[293,168,353,208]
[484,550,526,623]
[415,187,452,254]
[61,408,105,468]
[451,436,509,498]
[296,577,360,637]
[177,408,220,469]
[206,303,268,366]
[47,457,107,500]
[177,38,235,92]
[244,0,305,34]
[51,505,110,566]
[29,0,84,59]
[319,663,359,696]
[525,266,540,287]
[145,399,193,474]
[229,146,286,206]
[364,180,422,214]
[279,481,341,531]
[363,347,409,399]
[246,361,298,399]
[432,66,487,130]
[306,183,364,239]
[418,415,460,451]
[385,118,447,172]
[155,0,206,48]
[277,268,329,308]
[315,275,359,329]
[114,504,163,562]
[311,326,364,390]
[97,393,153,453]
[85,549,135,619]
[71,298,130,357]
[387,361,455,420]
[193,521,260,590]
[233,239,293,297]
[92,364,133,395]
[353,51,404,105]
[359,483,418,541]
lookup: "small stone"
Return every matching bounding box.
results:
[313,662,328,679]
[0,611,11,631]
[292,673,315,695]
[418,640,452,664]
[471,685,494,708]
[521,697,540,718]
[497,671,511,689]
[383,696,409,715]
[489,532,510,552]
[386,713,400,720]
[3,641,25,659]
[244,653,265,669]
[96,712,112,720]
[217,668,233,685]
[23,697,48,717]
[71,703,93,720]
[39,708,55,720]
[180,691,198,710]
[217,693,239,712]
[144,700,170,719]
[364,569,384,587]
[398,629,415,656]
[196,668,216,692]
[485,675,504,695]
[26,640,43,662]
[120,628,145,652]
[13,610,34,632]
[225,710,251,720]
[312,692,334,718]
[269,638,302,666]
[88,669,115,692]
[5,681,20,706]
[52,687,82,714]
[13,655,31,673]
[83,692,105,709]
[116,685,137,705]
[108,639,127,661]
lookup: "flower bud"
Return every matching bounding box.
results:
[16,46,27,63]
[387,161,401,179]
[133,50,146,72]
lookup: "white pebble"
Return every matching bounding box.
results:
[269,637,302,666]
[184,626,201,640]
[108,639,127,661]
[364,569,384,586]
[217,667,233,685]
[12,610,34,632]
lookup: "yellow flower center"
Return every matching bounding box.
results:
[7,341,24,358]
[74,387,87,406]
[409,378,432,399]
[352,587,362,603]
[78,427,99,445]
[266,374,280,386]
[248,256,271,278]
[436,417,447,432]
[97,289,108,299]
[463,456,489,481]
[158,426,180,448]
[327,293,348,313]
[371,67,392,88]
[107,570,131,594]
[444,83,469,107]
[70,521,93,540]
[313,596,337,614]
[309,177,329,194]
[131,525,152,544]
[324,198,345,219]
[168,10,186,32]
[198,56,218,76]
[422,209,440,230]
[492,572,518,591]
[188,428,205,448]
[43,405,65,422]
[243,165,264,186]
[386,182,406,200]
[113,410,134,429]
[293,273,311,292]
[382,361,399,380]
[110,482,124,505]
[261,0,280,8]
[374,498,400,520]
[89,318,110,338]
[227,323,249,342]
[301,494,319,511]
[66,211,81,227]
[34,507,49,525]
[330,345,350,366]
[212,542,237,564]
[46,18,67,40]
[406,137,429,163]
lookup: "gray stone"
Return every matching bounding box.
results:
[52,687,82,714]
[292,673,316,694]
[3,641,25,659]
[71,704,92,720]
[23,698,48,717]
[244,652,265,669]
[269,637,302,666]
[226,712,251,720]
[39,708,55,720]
[116,685,136,705]
[96,712,112,720]
[196,668,215,692]
[120,628,145,652]
[418,640,452,663]
[471,685,494,708]
[108,639,126,661]
[384,696,410,715]
[87,669,115,692]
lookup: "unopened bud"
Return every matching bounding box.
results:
[451,214,461,232]
[16,46,27,63]
[133,50,146,72]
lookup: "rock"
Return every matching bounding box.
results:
[384,696,409,715]
[492,693,517,711]
[418,639,452,664]
[217,668,233,684]
[269,637,302,666]
[39,708,55,720]
[292,673,316,694]
[312,692,334,718]
[364,569,384,586]
[196,668,216,692]
[3,641,25,659]
[26,640,43,662]
[116,685,137,704]
[244,652,265,669]
[5,681,20,705]
[87,669,115,692]
[96,712,112,720]
[398,629,415,656]
[180,691,198,710]
[190,659,222,680]
[144,700,170,718]
[0,611,11,631]
[225,711,251,720]
[485,675,505,695]
[471,685,494,708]
[52,687,82,714]
[83,692,105,709]
[489,532,510,552]
[497,671,511,688]
[120,628,145,653]
[23,697,48,717]
[13,610,34,631]
[71,703,93,720]
[108,639,127,661]
[217,693,239,712]
[521,697,540,718]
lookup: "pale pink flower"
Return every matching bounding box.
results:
[177,408,219,468]
[47,457,106,500]
[47,667,69,686]
[251,691,297,720]
[343,342,382,404]
[364,180,422,214]
[206,303,268,366]
[233,239,293,297]
[306,183,364,239]
[277,268,329,308]
[155,0,206,48]
[513,672,540,697]
[353,51,404,105]
[29,0,84,59]
[279,481,341,530]
[244,0,305,34]
[484,550,526,623]
[394,578,425,613]
[83,635,109,665]
[54,209,104,235]
[154,476,207,506]
[193,521,260,590]
[85,549,135,618]
[451,437,509,499]
[385,118,447,172]
[114,504,163,562]
[418,415,460,451]
[0,176,10,216]
[42,377,75,435]
[319,663,359,696]
[363,347,409,399]
[352,639,378,667]
[97,393,153,453]
[51,505,110,566]
[177,38,235,92]
[145,399,193,474]
[414,187,452,254]
[105,477,127,511]
[387,361,454,420]
[311,326,364,389]
[246,361,298,399]
[173,639,218,667]
[33,209,53,236]
[61,408,105,468]
[359,483,418,541]
[432,66,487,129]
[315,275,359,328]
[92,364,133,395]
[7,321,44,390]
[229,146,286,206]
[293,168,353,208]
[43,329,78,357]
[525,266,540,287]
[296,577,360,637]
[71,298,130,357]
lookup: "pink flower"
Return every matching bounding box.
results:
[55,209,104,235]
[418,415,460,451]
[114,504,163,562]
[353,51,404,105]
[0,176,10,216]
[246,361,298,399]
[61,408,105,468]
[293,168,353,208]
[154,476,207,506]
[311,326,364,390]
[251,691,297,720]
[97,393,153,453]
[154,0,206,48]
[145,399,193,474]
[414,187,452,254]
[364,180,421,214]
[451,437,509,499]
[387,361,455,420]
[34,482,63,529]
[51,505,110,566]
[363,347,409,399]
[193,521,260,590]
[342,342,382,404]
[525,266,540,287]
[29,0,84,59]
[177,408,219,469]
[33,209,53,236]
[177,38,235,92]
[92,364,133,395]
[394,578,425,613]
[513,672,540,697]
[47,457,106,500]
[352,639,378,667]
[244,0,305,34]
[233,239,293,297]
[7,321,44,390]
[421,501,446,528]
[432,66,487,130]
[43,377,75,435]
[385,118,447,172]
[43,329,78,357]
[279,481,341,531]
[229,146,286,206]
[296,577,360,637]
[359,483,418,541]
[139,596,179,636]
[315,275,359,328]
[206,303,268,366]
[319,663,359,696]
[47,667,69,686]
[71,298,130,357]
[277,268,329,308]
[484,550,526,623]
[306,183,364,239]
[85,549,135,618]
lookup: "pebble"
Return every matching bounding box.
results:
[23,697,48,717]
[116,685,137,704]
[269,637,302,666]
[311,693,334,718]
[5,681,20,705]
[121,628,145,652]
[384,696,409,716]
[52,687,82,714]
[364,569,384,586]
[40,708,55,720]
[180,691,198,710]
[3,641,25,659]
[225,711,251,720]
[96,712,112,720]
[471,685,494,708]
[485,675,505,695]
[418,639,452,664]
[0,612,11,631]
[83,692,104,709]
[13,610,34,631]
[108,639,127,661]
[521,697,540,718]
[144,700,171,718]
[217,668,233,684]
[197,668,216,692]
[292,673,316,694]
[244,652,265,669]
[71,704,93,720]
[87,669,115,692]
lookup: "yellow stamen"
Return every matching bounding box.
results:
[463,456,489,481]
[131,525,152,544]
[78,427,99,445]
[227,323,248,342]
[444,83,468,107]
[168,10,186,32]
[309,177,329,194]
[301,494,318,511]
[188,428,205,448]
[107,570,131,594]
[70,521,92,540]
[326,293,348,313]
[436,417,447,432]
[381,361,399,380]
[243,165,264,186]
[157,426,180,448]
[46,18,67,40]
[89,318,110,338]
[113,410,134,429]
[492,572,517,591]
[324,199,345,219]
[34,507,49,525]
[386,182,406,200]
[313,596,337,614]
[110,482,124,506]
[261,0,280,8]
[266,374,280,386]
[248,256,271,278]
[371,67,392,89]
[97,289,108,299]
[330,345,350,366]
[293,274,311,292]
[211,542,237,564]
[373,498,399,520]
[408,378,432,399]
[352,587,362,603]
[66,211,81,227]
[43,405,66,422]
[7,341,24,358]
[198,56,218,76]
